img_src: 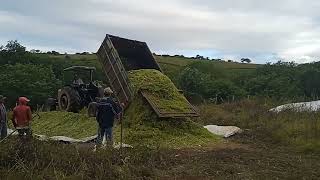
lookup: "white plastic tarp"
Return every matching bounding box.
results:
[204,125,243,138]
[6,128,133,148]
[270,100,320,112]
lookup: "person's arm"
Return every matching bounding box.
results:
[111,99,122,114]
[27,107,32,123]
[11,109,17,128]
[96,106,101,124]
[112,100,123,122]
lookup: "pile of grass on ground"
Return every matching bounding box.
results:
[113,69,220,148]
[115,96,219,148]
[31,111,97,139]
[128,69,191,113]
[16,69,218,148]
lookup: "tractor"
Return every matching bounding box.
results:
[56,66,103,113]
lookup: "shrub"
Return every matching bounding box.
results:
[0,64,62,108]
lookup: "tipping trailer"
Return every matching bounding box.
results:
[97,34,161,107]
[97,34,198,117]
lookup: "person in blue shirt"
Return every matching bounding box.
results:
[95,87,122,146]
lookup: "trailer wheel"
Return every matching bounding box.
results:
[58,87,81,113]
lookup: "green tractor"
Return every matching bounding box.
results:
[53,66,103,114]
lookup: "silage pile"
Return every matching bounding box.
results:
[21,69,219,147]
[118,69,219,148]
[128,69,191,113]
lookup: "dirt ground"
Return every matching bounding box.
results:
[2,130,319,179]
[77,131,319,179]
[148,131,320,179]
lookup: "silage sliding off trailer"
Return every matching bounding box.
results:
[97,34,198,118]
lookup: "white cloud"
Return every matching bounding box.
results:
[0,0,319,63]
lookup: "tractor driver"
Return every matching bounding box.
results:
[73,73,84,85]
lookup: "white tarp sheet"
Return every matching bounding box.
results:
[6,129,96,143]
[270,100,320,112]
[5,129,132,148]
[204,125,243,138]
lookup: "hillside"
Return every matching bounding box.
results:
[46,53,259,73]
[43,53,259,83]
[156,55,258,69]
[155,55,259,81]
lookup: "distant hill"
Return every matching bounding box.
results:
[155,55,259,80]
[43,53,259,81]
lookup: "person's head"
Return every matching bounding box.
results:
[74,73,79,79]
[0,95,6,104]
[18,97,30,105]
[104,87,113,97]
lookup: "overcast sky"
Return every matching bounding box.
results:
[0,0,319,64]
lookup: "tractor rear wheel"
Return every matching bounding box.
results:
[58,87,81,113]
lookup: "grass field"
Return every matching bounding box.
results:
[197,99,320,153]
[1,100,320,179]
[156,55,259,80]
[155,55,258,69]
[2,53,317,179]
[44,53,259,80]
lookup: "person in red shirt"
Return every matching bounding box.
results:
[12,97,32,138]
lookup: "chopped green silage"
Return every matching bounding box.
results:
[31,111,97,139]
[23,69,219,147]
[128,69,191,113]
[112,94,220,148]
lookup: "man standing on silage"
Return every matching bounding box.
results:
[0,95,8,139]
[96,87,122,147]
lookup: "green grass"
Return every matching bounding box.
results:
[197,100,320,153]
[155,55,259,69]
[155,56,195,67]
[44,54,259,83]
[31,111,97,139]
[154,55,259,82]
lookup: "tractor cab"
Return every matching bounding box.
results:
[58,66,103,112]
[64,66,95,87]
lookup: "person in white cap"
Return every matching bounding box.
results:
[0,95,8,139]
[95,87,122,147]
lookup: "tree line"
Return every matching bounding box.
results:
[177,60,320,103]
[1,40,320,107]
[0,41,103,108]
